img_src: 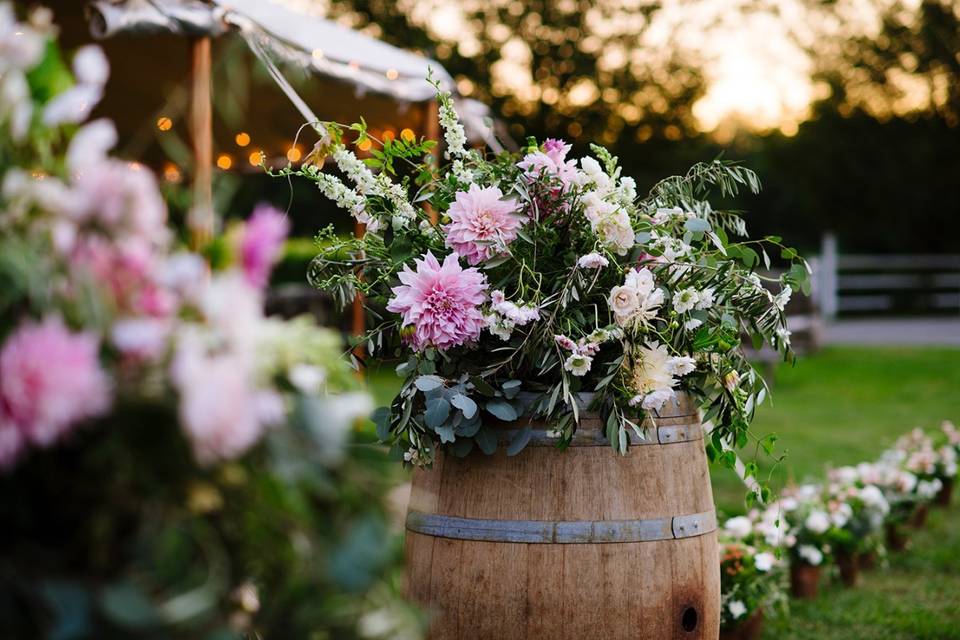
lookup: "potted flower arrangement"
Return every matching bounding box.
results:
[770,485,835,598]
[938,420,960,505]
[275,65,807,639]
[881,435,944,528]
[718,517,787,640]
[857,460,924,551]
[0,9,418,639]
[822,469,891,586]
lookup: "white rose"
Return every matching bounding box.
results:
[609,285,640,324]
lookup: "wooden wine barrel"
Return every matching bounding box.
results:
[405,393,719,639]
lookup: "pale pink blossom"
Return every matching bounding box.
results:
[517,138,578,187]
[0,317,111,458]
[386,252,487,351]
[69,160,167,241]
[554,334,576,351]
[577,252,609,269]
[238,204,290,289]
[172,343,281,465]
[444,184,525,265]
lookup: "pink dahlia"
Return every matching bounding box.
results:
[238,204,290,289]
[443,184,525,265]
[386,252,487,351]
[0,317,111,459]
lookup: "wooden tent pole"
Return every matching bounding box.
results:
[188,36,214,249]
[352,221,366,370]
[425,99,440,224]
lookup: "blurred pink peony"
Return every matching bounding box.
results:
[0,317,111,466]
[238,204,290,289]
[443,184,524,265]
[171,340,282,465]
[386,252,487,351]
[69,160,167,243]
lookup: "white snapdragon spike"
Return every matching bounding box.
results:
[579,156,612,193]
[332,145,378,193]
[582,192,634,255]
[312,171,377,230]
[438,98,468,158]
[615,176,637,207]
[798,545,823,566]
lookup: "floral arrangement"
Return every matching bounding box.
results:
[765,484,838,567]
[278,72,808,478]
[821,469,890,557]
[0,7,417,638]
[718,517,787,630]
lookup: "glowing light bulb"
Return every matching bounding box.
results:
[235,132,251,147]
[248,150,263,166]
[400,128,415,142]
[156,116,173,131]
[216,154,233,170]
[286,146,302,162]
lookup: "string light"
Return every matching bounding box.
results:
[312,48,324,60]
[357,139,372,152]
[216,154,233,170]
[286,146,302,162]
[383,130,396,141]
[235,132,251,147]
[385,68,399,80]
[248,150,263,166]
[163,163,181,183]
[156,116,173,131]
[400,128,415,142]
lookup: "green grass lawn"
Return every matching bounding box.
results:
[713,347,960,514]
[366,346,960,639]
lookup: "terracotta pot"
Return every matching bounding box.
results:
[836,549,859,587]
[886,523,908,551]
[910,503,929,528]
[720,608,764,640]
[935,477,954,507]
[790,562,821,599]
[859,550,878,570]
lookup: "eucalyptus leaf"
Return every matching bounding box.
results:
[475,428,497,455]
[450,393,478,419]
[415,375,444,391]
[486,400,519,421]
[425,397,451,428]
[506,425,533,456]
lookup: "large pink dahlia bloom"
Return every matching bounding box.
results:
[386,252,487,351]
[443,184,525,265]
[0,317,111,467]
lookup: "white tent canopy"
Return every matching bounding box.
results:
[212,0,451,103]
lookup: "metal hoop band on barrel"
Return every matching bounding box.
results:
[495,421,702,447]
[405,509,716,544]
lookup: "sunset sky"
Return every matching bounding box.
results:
[281,0,901,135]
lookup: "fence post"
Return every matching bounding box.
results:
[820,232,838,319]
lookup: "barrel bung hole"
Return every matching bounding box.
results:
[681,606,698,632]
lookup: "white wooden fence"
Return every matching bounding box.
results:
[814,233,960,318]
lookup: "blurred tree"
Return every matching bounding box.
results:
[811,0,960,126]
[328,0,708,144]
